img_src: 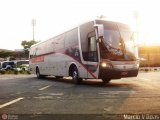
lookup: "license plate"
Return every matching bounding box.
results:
[121,71,128,76]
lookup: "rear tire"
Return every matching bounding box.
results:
[71,66,82,84]
[36,68,43,79]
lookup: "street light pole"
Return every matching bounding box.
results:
[133,11,139,59]
[31,19,36,41]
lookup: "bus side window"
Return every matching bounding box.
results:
[88,36,98,62]
[34,47,38,57]
[30,55,33,59]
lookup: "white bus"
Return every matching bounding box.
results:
[29,20,139,84]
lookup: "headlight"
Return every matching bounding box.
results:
[136,63,139,68]
[101,62,112,68]
[101,62,107,67]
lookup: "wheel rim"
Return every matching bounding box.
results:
[73,71,78,80]
[36,69,40,78]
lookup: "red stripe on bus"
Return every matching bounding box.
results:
[31,52,97,79]
[61,53,97,79]
[31,56,44,63]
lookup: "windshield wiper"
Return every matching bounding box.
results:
[102,39,123,56]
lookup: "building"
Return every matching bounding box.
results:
[138,46,160,67]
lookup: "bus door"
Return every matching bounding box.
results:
[86,36,99,78]
[80,22,99,79]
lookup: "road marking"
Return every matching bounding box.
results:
[49,93,64,96]
[0,97,24,109]
[139,78,150,81]
[99,92,108,95]
[33,96,53,99]
[104,107,112,112]
[39,85,51,91]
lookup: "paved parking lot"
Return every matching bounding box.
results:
[0,72,160,120]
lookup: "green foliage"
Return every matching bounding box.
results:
[0,69,31,74]
[19,70,24,74]
[21,40,39,58]
[0,70,5,74]
[145,69,149,72]
[21,40,39,50]
[5,70,13,74]
[0,51,14,58]
[27,71,31,74]
[14,70,18,75]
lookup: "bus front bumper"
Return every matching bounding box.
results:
[99,68,139,79]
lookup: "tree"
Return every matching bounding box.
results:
[0,51,14,58]
[21,40,39,58]
[21,40,39,50]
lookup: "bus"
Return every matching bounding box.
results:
[29,20,139,84]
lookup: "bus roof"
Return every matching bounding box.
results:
[30,19,128,48]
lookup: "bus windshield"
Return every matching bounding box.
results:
[99,21,136,61]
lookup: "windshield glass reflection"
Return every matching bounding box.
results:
[100,21,136,61]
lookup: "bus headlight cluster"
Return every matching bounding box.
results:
[136,63,139,68]
[101,62,112,68]
[101,62,107,67]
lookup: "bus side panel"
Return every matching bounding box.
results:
[45,53,67,76]
[29,26,93,78]
[43,52,89,78]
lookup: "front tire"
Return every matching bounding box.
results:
[71,67,82,84]
[102,78,111,84]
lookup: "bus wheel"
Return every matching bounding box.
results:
[36,68,42,79]
[102,79,111,84]
[71,67,82,84]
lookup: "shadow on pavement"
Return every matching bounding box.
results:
[31,76,137,90]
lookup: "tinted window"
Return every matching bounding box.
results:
[65,28,78,48]
[2,62,16,68]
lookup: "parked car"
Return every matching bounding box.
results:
[0,60,29,71]
[16,60,29,71]
[0,62,2,70]
[1,61,16,70]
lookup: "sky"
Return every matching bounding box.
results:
[0,0,160,50]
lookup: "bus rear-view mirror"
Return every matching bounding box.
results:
[94,24,104,39]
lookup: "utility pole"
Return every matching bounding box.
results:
[31,19,36,41]
[133,11,139,59]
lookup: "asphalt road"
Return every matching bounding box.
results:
[0,72,160,120]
